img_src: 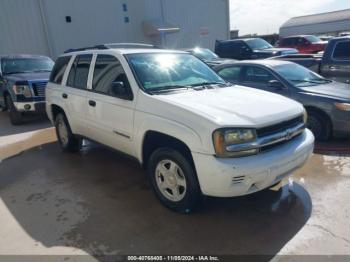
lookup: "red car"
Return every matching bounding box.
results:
[278,35,327,54]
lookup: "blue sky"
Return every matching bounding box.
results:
[230,0,350,35]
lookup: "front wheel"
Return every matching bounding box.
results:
[5,94,23,125]
[55,113,82,152]
[307,110,332,141]
[147,148,202,213]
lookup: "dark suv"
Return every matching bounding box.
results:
[215,38,298,60]
[0,55,54,124]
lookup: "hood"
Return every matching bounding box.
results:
[253,48,298,57]
[4,72,50,82]
[204,57,237,66]
[155,85,304,127]
[301,81,350,100]
[312,41,328,46]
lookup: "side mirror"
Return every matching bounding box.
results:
[111,81,133,100]
[268,80,285,89]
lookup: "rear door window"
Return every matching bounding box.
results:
[49,56,71,84]
[333,41,350,60]
[67,54,92,89]
[217,66,242,83]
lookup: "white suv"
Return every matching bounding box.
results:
[46,44,314,213]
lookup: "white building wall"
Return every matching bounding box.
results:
[0,0,229,58]
[162,0,230,50]
[0,0,50,56]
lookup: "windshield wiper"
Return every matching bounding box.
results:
[4,71,32,75]
[290,79,324,84]
[148,85,191,94]
[190,81,228,87]
[32,69,51,72]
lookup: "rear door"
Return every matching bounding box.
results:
[63,54,92,136]
[321,40,350,84]
[86,54,135,156]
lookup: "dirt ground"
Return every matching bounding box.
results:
[0,111,349,260]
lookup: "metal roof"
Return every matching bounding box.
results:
[281,9,350,28]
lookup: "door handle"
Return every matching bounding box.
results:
[88,100,96,107]
[329,66,340,70]
[62,93,68,99]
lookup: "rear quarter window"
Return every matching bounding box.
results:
[333,41,350,60]
[49,56,71,84]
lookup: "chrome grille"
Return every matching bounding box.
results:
[32,81,47,97]
[226,115,305,154]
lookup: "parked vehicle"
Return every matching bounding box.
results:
[184,47,235,67]
[278,35,327,54]
[215,38,298,60]
[272,37,350,84]
[46,44,314,213]
[0,55,54,124]
[214,60,350,141]
[318,35,333,42]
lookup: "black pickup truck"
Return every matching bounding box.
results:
[271,36,350,84]
[215,38,298,60]
[0,55,54,124]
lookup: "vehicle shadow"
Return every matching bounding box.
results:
[0,111,51,136]
[314,137,350,156]
[0,142,312,259]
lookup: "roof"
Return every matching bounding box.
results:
[214,59,293,69]
[61,48,187,56]
[281,9,350,28]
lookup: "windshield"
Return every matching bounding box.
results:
[190,48,218,60]
[1,57,54,75]
[126,53,226,91]
[305,35,321,43]
[245,38,273,50]
[274,63,330,87]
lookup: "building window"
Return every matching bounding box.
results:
[65,16,72,23]
[122,3,127,12]
[124,16,130,23]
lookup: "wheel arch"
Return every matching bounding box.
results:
[141,130,196,171]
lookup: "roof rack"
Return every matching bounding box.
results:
[64,43,158,53]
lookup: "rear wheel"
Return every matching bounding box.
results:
[5,94,23,125]
[55,113,81,152]
[147,148,201,213]
[307,110,332,141]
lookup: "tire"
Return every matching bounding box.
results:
[5,94,23,125]
[147,148,202,213]
[54,113,82,152]
[307,110,332,141]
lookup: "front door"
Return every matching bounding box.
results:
[86,54,135,156]
[241,65,290,96]
[321,40,350,84]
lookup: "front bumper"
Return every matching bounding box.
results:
[14,101,46,113]
[333,109,350,136]
[192,129,314,197]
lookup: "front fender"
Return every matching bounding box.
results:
[134,113,204,163]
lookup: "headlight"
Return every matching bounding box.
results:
[13,84,32,98]
[335,102,350,111]
[213,128,258,158]
[303,108,308,124]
